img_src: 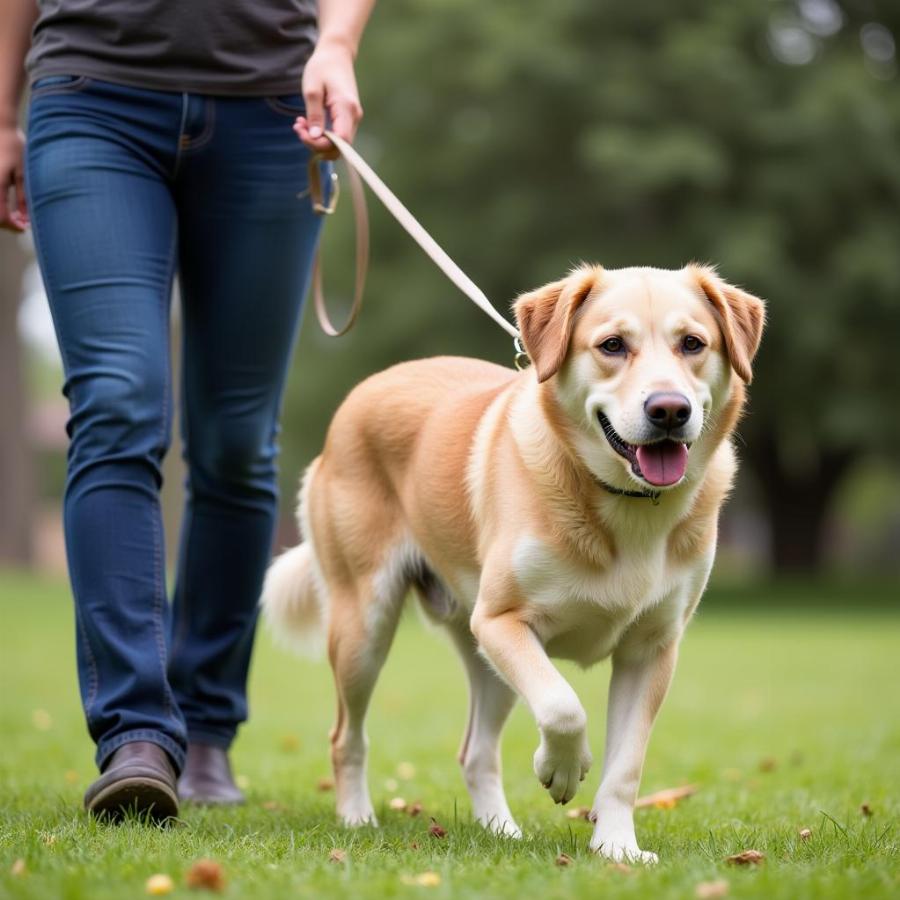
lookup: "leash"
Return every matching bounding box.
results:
[308,130,528,367]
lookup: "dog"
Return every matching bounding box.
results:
[262,263,765,862]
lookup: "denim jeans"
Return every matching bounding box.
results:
[26,76,326,772]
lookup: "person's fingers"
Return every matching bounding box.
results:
[330,97,363,144]
[293,117,339,159]
[302,74,326,141]
[0,180,19,232]
[13,165,29,229]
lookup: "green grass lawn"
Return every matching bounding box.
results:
[1,570,897,899]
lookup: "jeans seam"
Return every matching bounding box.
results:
[30,75,91,98]
[263,96,306,118]
[76,612,100,728]
[152,225,178,721]
[179,98,216,154]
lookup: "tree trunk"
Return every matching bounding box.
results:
[749,436,855,572]
[0,236,34,566]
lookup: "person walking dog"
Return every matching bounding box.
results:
[0,0,374,820]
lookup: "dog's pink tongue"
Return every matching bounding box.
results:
[635,441,689,486]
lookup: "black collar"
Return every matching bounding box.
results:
[595,478,661,505]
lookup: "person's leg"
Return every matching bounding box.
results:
[167,94,325,765]
[26,79,187,784]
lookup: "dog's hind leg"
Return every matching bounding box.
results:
[447,624,521,838]
[327,579,404,827]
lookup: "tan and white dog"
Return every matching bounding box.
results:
[263,263,765,862]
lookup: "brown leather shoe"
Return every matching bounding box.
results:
[84,741,179,822]
[177,743,245,805]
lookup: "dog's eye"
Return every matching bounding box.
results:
[598,337,626,355]
[681,334,705,354]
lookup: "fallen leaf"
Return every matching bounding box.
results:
[389,797,408,812]
[401,871,441,887]
[280,734,300,753]
[565,806,593,821]
[409,841,420,850]
[261,800,285,812]
[317,777,335,792]
[428,818,447,838]
[10,859,27,878]
[328,848,347,864]
[64,770,80,784]
[554,852,574,867]
[759,757,777,773]
[725,850,765,866]
[695,879,730,898]
[799,828,812,841]
[635,784,698,809]
[32,709,52,731]
[397,761,416,780]
[407,801,424,817]
[145,874,174,895]
[861,803,873,817]
[185,859,225,892]
[608,862,633,874]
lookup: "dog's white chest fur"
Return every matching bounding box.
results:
[510,534,686,666]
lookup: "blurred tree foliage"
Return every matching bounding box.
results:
[280,0,900,571]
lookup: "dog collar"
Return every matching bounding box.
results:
[595,479,661,505]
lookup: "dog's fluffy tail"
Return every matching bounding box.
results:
[261,541,326,657]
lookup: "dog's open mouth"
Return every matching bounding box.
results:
[597,412,689,487]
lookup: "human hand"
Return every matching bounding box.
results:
[294,39,363,159]
[0,121,28,232]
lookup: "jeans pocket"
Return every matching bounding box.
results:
[264,94,306,117]
[31,74,91,97]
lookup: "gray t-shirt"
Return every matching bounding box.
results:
[26,0,318,96]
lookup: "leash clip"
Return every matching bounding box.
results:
[308,154,340,215]
[514,336,530,371]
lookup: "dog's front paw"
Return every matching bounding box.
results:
[533,728,592,805]
[590,833,658,865]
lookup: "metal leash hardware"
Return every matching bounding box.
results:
[308,153,340,214]
[514,336,530,370]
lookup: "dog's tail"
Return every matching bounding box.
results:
[261,462,326,657]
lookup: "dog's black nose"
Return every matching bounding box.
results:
[644,392,692,430]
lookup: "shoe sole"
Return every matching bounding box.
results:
[86,776,179,823]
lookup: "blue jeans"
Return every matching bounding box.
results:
[26,76,325,773]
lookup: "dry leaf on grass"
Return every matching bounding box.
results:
[759,757,777,773]
[64,770,80,784]
[861,803,873,817]
[10,859,27,878]
[565,806,594,821]
[428,818,447,838]
[725,850,765,866]
[185,859,226,892]
[328,848,347,864]
[262,800,285,812]
[280,734,300,753]
[635,784,698,809]
[695,879,730,898]
[554,853,574,867]
[400,871,441,887]
[608,862,633,874]
[145,874,174,895]
[799,828,812,841]
[316,777,335,792]
[389,797,408,812]
[407,801,424,817]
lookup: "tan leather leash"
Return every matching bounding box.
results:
[308,130,527,365]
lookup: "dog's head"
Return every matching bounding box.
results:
[514,264,765,491]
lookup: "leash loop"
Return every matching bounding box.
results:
[310,130,524,356]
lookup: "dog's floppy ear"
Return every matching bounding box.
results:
[514,266,601,383]
[690,265,766,384]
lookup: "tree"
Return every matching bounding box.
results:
[0,235,33,565]
[280,0,900,571]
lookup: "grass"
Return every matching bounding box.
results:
[0,569,898,899]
